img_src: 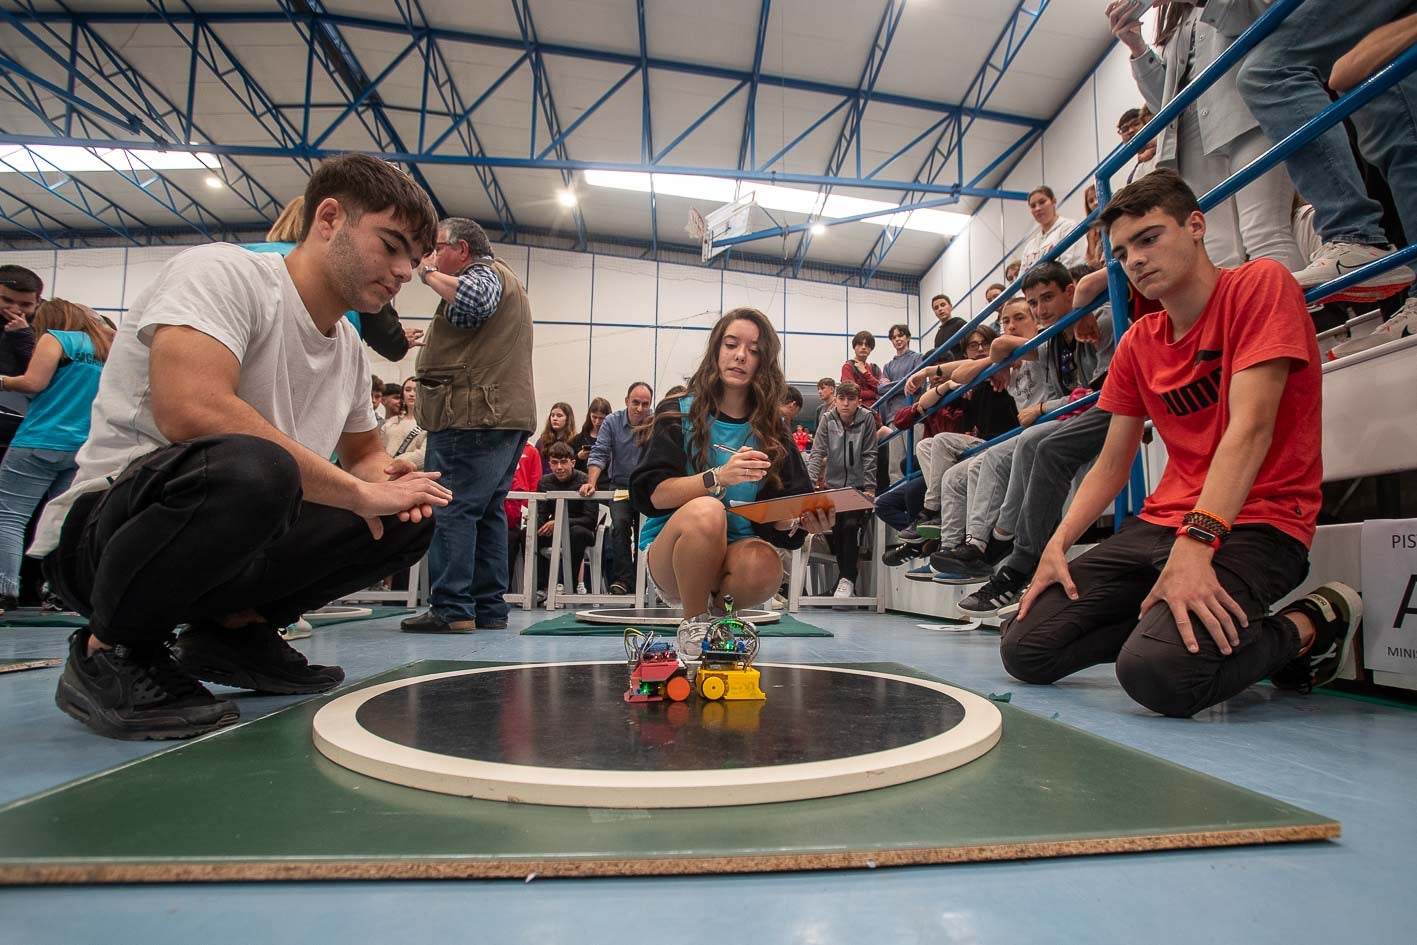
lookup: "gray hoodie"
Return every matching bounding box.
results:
[807,406,877,489]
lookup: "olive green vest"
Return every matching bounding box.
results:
[414,257,536,433]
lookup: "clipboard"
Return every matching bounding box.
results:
[726,487,875,524]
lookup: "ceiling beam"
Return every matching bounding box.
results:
[27,8,1045,130]
[784,0,907,277]
[512,0,588,249]
[857,0,1052,283]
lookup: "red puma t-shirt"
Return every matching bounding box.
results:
[1099,260,1322,547]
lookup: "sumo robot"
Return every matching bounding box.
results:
[622,628,691,703]
[675,596,765,701]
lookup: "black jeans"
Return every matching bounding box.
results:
[1000,519,1309,718]
[608,491,638,587]
[44,435,433,647]
[827,510,871,583]
[537,523,594,592]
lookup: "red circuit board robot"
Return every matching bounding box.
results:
[623,628,691,703]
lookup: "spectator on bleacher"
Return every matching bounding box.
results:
[793,425,810,452]
[580,381,653,595]
[813,377,836,435]
[378,383,402,425]
[571,396,610,473]
[535,402,575,477]
[1020,186,1086,272]
[1005,260,1022,284]
[877,323,924,488]
[1084,185,1106,271]
[928,294,968,359]
[504,438,542,597]
[0,265,42,461]
[985,283,1007,304]
[780,386,803,428]
[1120,106,1161,183]
[369,374,385,419]
[1002,167,1359,718]
[0,300,113,612]
[401,215,536,637]
[1107,0,1305,273]
[894,300,1044,563]
[534,442,595,601]
[807,381,876,603]
[379,377,425,471]
[631,309,823,625]
[1229,0,1416,315]
[953,262,1115,614]
[841,331,882,409]
[42,154,445,739]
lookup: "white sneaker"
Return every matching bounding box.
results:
[767,593,787,611]
[1329,297,1417,359]
[1294,242,1414,303]
[832,578,854,599]
[576,582,588,595]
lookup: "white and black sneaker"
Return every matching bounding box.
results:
[1271,582,1363,694]
[1295,242,1414,303]
[957,566,1029,618]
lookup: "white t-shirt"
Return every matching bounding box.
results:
[1019,215,1086,273]
[1006,359,1045,409]
[32,243,375,555]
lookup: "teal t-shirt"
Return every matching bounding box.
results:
[11,331,104,452]
[638,396,763,551]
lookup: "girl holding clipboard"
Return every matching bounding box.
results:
[630,308,834,623]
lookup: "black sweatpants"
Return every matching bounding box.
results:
[827,509,870,583]
[537,523,594,592]
[1000,518,1309,718]
[44,434,434,647]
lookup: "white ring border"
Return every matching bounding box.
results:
[312,662,1003,808]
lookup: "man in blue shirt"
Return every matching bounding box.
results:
[579,382,653,594]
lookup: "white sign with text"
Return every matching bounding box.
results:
[1361,519,1417,675]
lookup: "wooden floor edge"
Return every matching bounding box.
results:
[0,822,1340,885]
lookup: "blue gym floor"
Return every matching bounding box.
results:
[2,608,1412,944]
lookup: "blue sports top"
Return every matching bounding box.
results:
[11,330,104,452]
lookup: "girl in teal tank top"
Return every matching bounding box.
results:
[628,308,835,622]
[0,300,113,608]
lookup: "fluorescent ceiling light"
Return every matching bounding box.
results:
[0,144,222,175]
[582,169,970,238]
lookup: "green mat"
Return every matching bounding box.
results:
[305,607,415,628]
[0,608,414,633]
[521,611,833,637]
[0,613,87,628]
[0,660,1335,884]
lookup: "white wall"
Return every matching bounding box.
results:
[25,242,918,427]
[919,38,1145,329]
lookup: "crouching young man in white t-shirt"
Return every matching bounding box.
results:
[35,155,452,740]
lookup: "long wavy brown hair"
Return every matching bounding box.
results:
[537,401,576,453]
[668,307,789,490]
[33,299,112,362]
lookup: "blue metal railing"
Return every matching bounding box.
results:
[875,1,1417,510]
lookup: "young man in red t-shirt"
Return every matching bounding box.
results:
[1002,169,1361,718]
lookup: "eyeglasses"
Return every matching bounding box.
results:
[966,340,989,352]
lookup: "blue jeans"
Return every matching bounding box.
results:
[1237,0,1417,247]
[0,447,77,597]
[874,475,924,532]
[425,428,528,624]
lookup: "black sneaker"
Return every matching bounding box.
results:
[897,509,941,544]
[608,582,630,595]
[400,610,475,634]
[55,629,239,741]
[1271,582,1363,694]
[957,566,1029,617]
[174,622,345,694]
[983,533,1015,565]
